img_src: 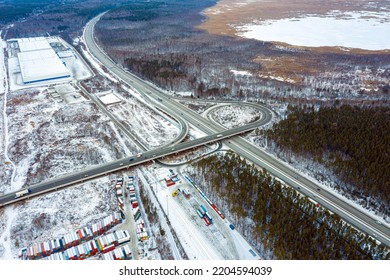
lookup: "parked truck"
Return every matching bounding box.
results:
[171,190,179,197]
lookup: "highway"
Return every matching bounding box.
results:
[0,114,270,208]
[1,12,389,248]
[82,13,390,247]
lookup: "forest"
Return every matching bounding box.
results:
[259,105,390,218]
[0,0,55,25]
[189,152,389,259]
[3,0,118,42]
[95,0,390,104]
[261,106,390,217]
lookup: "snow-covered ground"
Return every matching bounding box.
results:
[0,175,120,259]
[230,69,252,77]
[238,10,390,50]
[107,99,179,149]
[177,99,216,114]
[207,104,262,129]
[0,31,189,259]
[140,165,260,260]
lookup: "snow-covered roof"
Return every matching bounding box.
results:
[99,93,121,105]
[17,37,52,52]
[17,48,71,84]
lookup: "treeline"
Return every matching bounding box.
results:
[4,0,117,41]
[189,152,389,259]
[261,105,389,216]
[95,0,390,103]
[0,0,54,25]
[95,0,271,98]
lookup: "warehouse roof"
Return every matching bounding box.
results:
[17,37,52,52]
[17,48,71,84]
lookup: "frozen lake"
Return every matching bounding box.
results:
[238,11,390,50]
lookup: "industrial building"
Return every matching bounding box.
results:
[14,37,71,84]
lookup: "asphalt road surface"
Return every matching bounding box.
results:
[82,13,390,247]
[1,12,388,248]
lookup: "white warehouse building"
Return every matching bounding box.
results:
[15,37,71,84]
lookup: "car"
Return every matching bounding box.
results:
[119,163,123,166]
[249,249,257,257]
[376,220,382,225]
[152,154,156,157]
[129,158,134,162]
[317,188,321,191]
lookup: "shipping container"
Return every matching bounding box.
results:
[140,232,148,241]
[102,244,115,254]
[136,220,145,227]
[166,181,175,187]
[123,244,132,258]
[113,248,124,260]
[204,212,213,223]
[182,189,190,199]
[196,209,204,218]
[170,174,179,182]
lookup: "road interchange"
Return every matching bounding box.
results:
[1,12,389,249]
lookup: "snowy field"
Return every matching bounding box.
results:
[0,177,118,259]
[106,96,180,149]
[0,32,187,259]
[238,10,390,50]
[208,104,262,129]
